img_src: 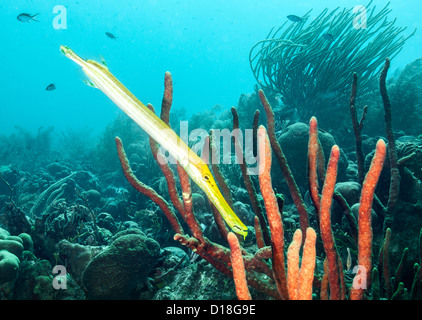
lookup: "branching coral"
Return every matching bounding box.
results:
[249,1,415,123]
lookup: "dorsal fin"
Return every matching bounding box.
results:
[100,55,108,67]
[87,59,109,72]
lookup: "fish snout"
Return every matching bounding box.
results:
[60,45,73,56]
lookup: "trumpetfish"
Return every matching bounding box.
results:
[60,45,248,238]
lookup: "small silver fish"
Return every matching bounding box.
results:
[17,13,39,22]
[346,247,352,272]
[46,83,56,91]
[105,32,117,40]
[287,15,303,23]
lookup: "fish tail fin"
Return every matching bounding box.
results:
[32,13,40,22]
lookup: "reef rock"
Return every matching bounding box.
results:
[273,122,348,197]
[233,201,254,226]
[58,240,104,285]
[82,232,160,299]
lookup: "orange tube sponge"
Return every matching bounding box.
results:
[319,145,341,299]
[287,228,317,300]
[177,165,205,244]
[227,232,252,300]
[254,216,265,249]
[308,116,321,213]
[320,259,329,300]
[258,89,309,238]
[350,139,386,300]
[287,229,302,300]
[257,125,289,300]
[298,227,317,300]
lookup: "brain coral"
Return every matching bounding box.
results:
[0,250,20,284]
[0,227,28,285]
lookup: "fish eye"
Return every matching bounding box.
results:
[202,174,214,186]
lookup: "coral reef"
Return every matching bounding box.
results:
[111,65,422,300]
[0,55,422,301]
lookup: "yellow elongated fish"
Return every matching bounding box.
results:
[60,45,248,238]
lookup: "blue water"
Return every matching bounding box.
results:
[1,0,421,136]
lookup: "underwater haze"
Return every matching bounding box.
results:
[1,0,421,135]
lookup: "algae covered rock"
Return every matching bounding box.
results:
[0,250,20,284]
[82,189,102,207]
[233,201,254,226]
[82,232,160,299]
[96,212,117,233]
[274,122,348,196]
[332,181,362,225]
[58,240,104,285]
[153,260,237,300]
